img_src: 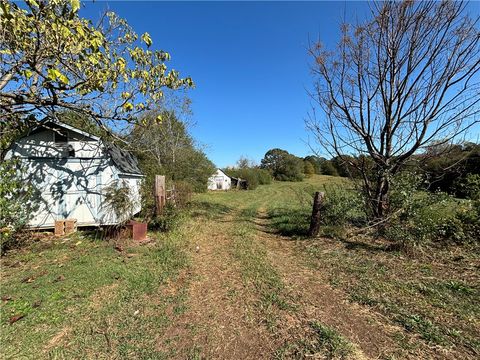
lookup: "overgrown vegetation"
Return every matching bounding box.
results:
[0,159,37,253]
[308,0,480,220]
[194,175,479,357]
[224,160,272,190]
[132,108,215,195]
[103,180,137,225]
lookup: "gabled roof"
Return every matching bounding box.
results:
[31,120,101,141]
[214,168,230,178]
[29,120,143,176]
[105,144,143,175]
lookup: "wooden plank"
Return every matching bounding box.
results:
[154,175,166,215]
[308,192,324,237]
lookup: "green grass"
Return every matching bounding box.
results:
[230,212,294,326]
[1,227,190,359]
[2,175,478,358]
[274,321,355,359]
[195,175,480,357]
[305,238,480,355]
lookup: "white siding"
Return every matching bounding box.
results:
[5,127,143,228]
[207,169,231,190]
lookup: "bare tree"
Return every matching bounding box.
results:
[307,0,480,219]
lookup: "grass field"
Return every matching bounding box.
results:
[1,175,479,359]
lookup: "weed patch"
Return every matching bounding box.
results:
[275,321,355,359]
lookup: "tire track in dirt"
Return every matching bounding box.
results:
[157,210,278,359]
[253,207,402,359]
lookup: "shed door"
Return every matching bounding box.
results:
[61,161,99,224]
[214,176,223,190]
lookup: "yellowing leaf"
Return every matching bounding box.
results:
[156,115,162,123]
[141,32,152,47]
[70,0,80,13]
[47,68,61,81]
[121,92,131,99]
[25,0,39,8]
[58,73,69,84]
[123,102,134,112]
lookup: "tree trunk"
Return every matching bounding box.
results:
[371,175,390,220]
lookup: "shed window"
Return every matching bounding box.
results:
[67,144,75,157]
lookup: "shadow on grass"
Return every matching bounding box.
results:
[339,238,390,253]
[266,207,311,238]
[265,208,395,254]
[189,201,233,220]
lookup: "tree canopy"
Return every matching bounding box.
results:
[261,148,304,182]
[131,109,215,193]
[0,0,193,133]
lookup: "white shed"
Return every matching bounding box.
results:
[4,121,144,228]
[207,169,231,190]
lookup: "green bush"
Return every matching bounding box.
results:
[385,192,452,247]
[441,200,480,243]
[304,161,315,177]
[150,203,185,232]
[384,173,477,247]
[320,160,339,176]
[104,180,135,224]
[256,168,272,185]
[223,167,273,190]
[0,159,37,253]
[454,173,480,200]
[321,185,365,226]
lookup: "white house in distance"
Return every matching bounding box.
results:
[208,169,232,190]
[5,120,144,228]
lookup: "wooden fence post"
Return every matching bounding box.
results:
[308,191,324,237]
[154,175,166,215]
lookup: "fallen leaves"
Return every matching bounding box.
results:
[9,314,25,325]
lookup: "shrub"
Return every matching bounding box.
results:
[239,168,260,190]
[384,192,453,248]
[321,185,365,227]
[383,173,474,248]
[441,200,480,243]
[150,203,185,232]
[389,172,425,215]
[454,173,480,200]
[0,159,37,253]
[320,160,339,176]
[304,161,315,177]
[169,180,193,208]
[256,168,272,185]
[223,167,273,190]
[104,180,136,224]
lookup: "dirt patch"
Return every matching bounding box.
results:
[43,326,72,353]
[89,282,120,310]
[157,213,279,359]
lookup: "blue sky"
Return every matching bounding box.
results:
[80,1,480,168]
[81,1,370,167]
